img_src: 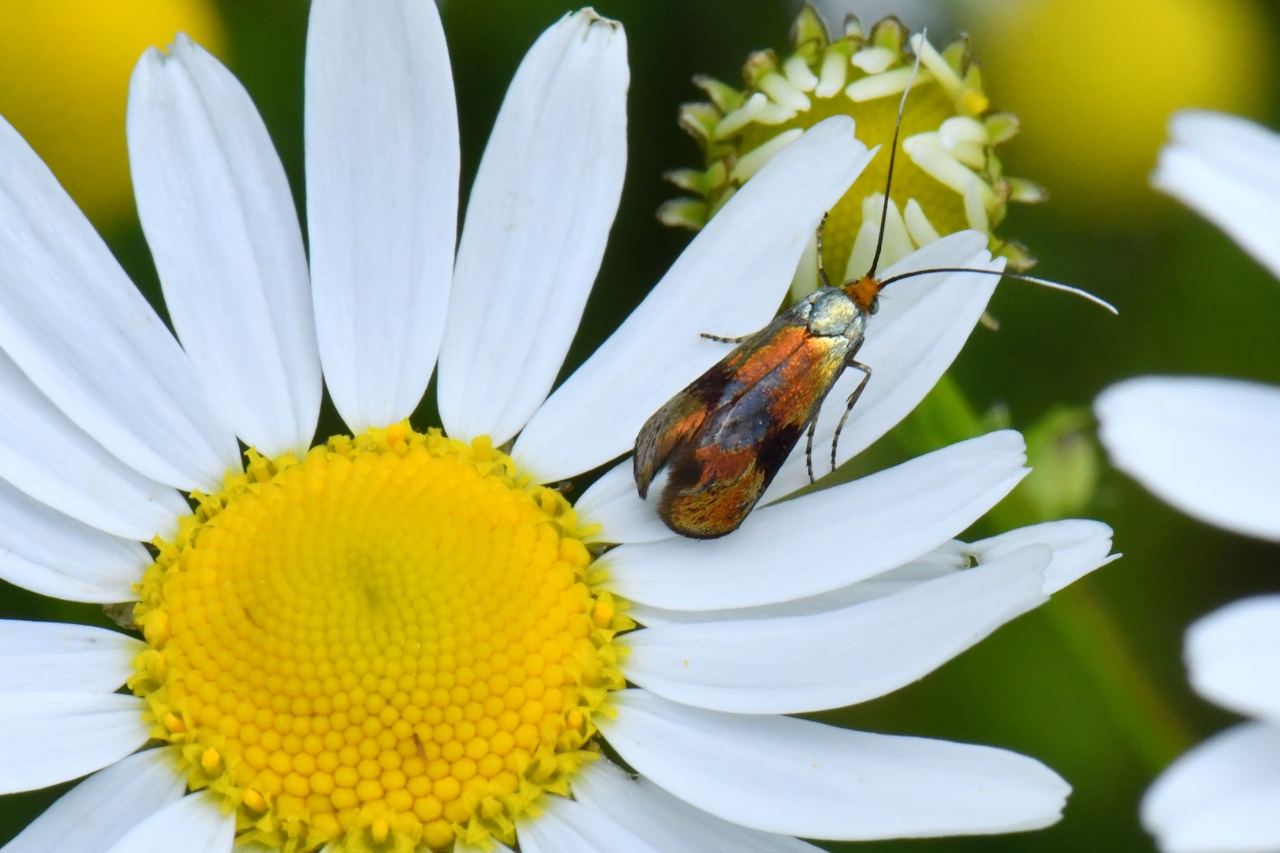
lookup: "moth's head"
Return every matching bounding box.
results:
[842,275,882,315]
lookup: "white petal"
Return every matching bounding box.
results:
[1185,596,1280,725]
[627,541,970,627]
[0,621,145,694]
[0,477,149,603]
[306,0,459,433]
[1,747,185,853]
[576,460,675,545]
[623,544,1049,714]
[104,791,234,853]
[1142,722,1280,853]
[0,117,239,491]
[128,37,320,458]
[517,794,659,853]
[1165,111,1280,176]
[627,520,1117,627]
[514,117,873,482]
[846,194,914,278]
[904,198,941,246]
[581,454,1072,565]
[1095,376,1280,540]
[1154,110,1280,281]
[439,11,628,447]
[571,756,824,853]
[0,693,150,794]
[601,690,1070,840]
[0,348,186,541]
[602,430,1027,610]
[967,519,1119,594]
[764,231,1001,500]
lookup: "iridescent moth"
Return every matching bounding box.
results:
[634,45,1113,539]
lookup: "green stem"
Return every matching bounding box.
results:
[1041,581,1195,773]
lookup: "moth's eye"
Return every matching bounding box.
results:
[869,296,880,315]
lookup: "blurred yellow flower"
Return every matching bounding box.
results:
[969,0,1268,221]
[0,0,226,228]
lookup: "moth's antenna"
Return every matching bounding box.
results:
[877,266,1119,314]
[815,213,832,289]
[866,28,926,279]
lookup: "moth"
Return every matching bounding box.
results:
[633,226,883,539]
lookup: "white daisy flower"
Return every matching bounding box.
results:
[0,3,1117,852]
[1095,109,1280,851]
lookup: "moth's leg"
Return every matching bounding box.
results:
[815,212,832,290]
[700,332,750,344]
[831,361,872,473]
[805,416,819,484]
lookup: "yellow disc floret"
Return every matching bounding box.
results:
[128,424,630,852]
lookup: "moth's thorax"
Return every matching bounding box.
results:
[806,288,866,339]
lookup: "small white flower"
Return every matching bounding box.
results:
[1096,109,1280,852]
[0,3,1115,852]
[1140,599,1280,853]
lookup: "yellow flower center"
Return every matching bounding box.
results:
[128,424,628,852]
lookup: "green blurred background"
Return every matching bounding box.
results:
[0,0,1278,850]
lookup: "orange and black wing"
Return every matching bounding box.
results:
[633,310,804,500]
[634,308,854,538]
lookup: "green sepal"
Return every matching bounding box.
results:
[963,62,985,98]
[1008,176,1050,204]
[790,2,830,50]
[842,13,865,41]
[869,16,908,54]
[678,102,720,145]
[663,160,728,196]
[985,111,1021,144]
[793,38,825,65]
[692,74,744,114]
[663,168,705,193]
[941,36,970,75]
[824,37,856,60]
[996,238,1038,272]
[741,49,780,89]
[989,199,1008,228]
[656,197,709,231]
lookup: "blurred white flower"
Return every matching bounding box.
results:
[1096,109,1280,851]
[1141,599,1280,852]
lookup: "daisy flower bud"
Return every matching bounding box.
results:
[659,2,1043,299]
